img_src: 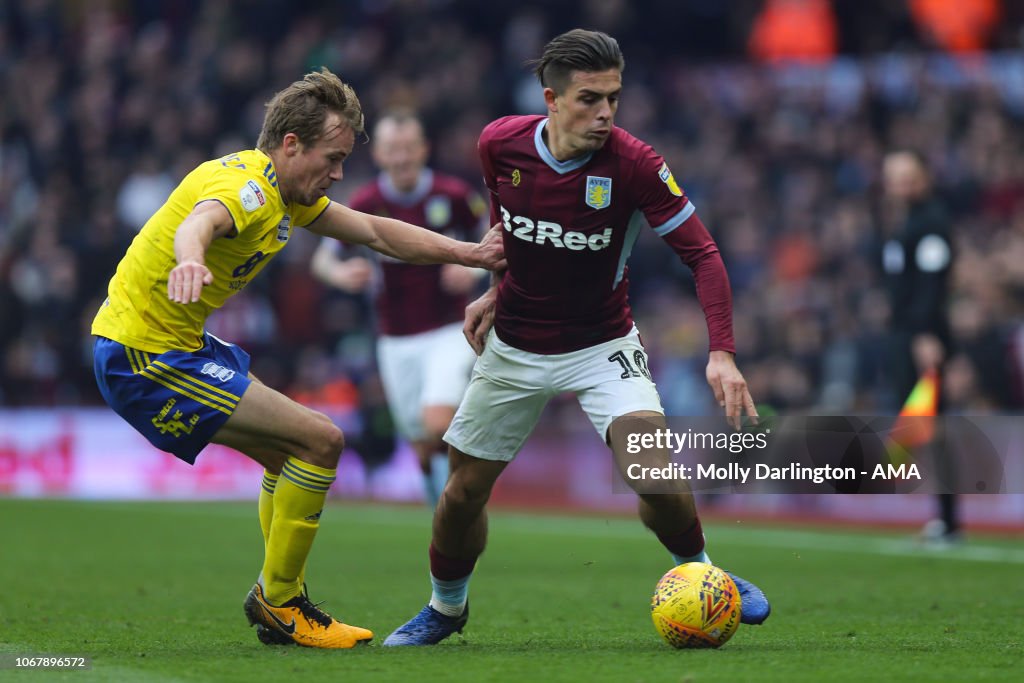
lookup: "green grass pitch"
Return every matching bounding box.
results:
[1,498,1021,682]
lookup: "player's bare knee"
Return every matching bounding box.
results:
[321,422,346,461]
[441,476,491,511]
[301,414,345,468]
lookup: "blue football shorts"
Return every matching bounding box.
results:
[93,333,253,464]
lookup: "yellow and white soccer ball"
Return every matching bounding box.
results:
[650,562,741,648]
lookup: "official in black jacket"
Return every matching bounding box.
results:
[881,149,959,543]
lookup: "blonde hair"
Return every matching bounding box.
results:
[257,67,364,152]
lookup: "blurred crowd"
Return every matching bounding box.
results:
[2,0,1023,424]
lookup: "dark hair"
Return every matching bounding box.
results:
[532,29,625,94]
[257,67,364,152]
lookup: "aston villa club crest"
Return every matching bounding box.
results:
[425,196,451,228]
[585,176,612,209]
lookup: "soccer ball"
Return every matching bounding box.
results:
[650,562,741,648]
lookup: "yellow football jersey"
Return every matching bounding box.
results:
[92,149,329,352]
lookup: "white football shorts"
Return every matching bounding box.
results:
[444,326,664,461]
[377,322,477,441]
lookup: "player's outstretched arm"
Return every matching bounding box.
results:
[168,201,235,304]
[705,350,758,430]
[306,202,505,271]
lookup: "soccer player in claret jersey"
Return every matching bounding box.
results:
[90,68,504,649]
[312,112,486,508]
[384,30,770,646]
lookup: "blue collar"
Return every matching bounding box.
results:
[379,168,434,205]
[533,119,594,174]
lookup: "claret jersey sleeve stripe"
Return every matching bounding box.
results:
[652,202,696,236]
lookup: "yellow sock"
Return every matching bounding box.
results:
[259,470,308,588]
[258,471,279,549]
[261,457,336,605]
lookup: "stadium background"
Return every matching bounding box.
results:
[1,0,1023,528]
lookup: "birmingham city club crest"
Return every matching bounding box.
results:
[585,176,612,209]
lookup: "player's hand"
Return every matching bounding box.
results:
[441,264,481,295]
[471,223,506,271]
[705,350,758,430]
[328,256,374,293]
[168,260,213,304]
[464,287,498,355]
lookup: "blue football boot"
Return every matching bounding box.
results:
[382,603,469,646]
[727,572,771,625]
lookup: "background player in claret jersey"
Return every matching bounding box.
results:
[384,30,769,646]
[312,112,487,508]
[90,68,504,650]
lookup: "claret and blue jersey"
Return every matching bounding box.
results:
[345,168,487,337]
[479,115,701,354]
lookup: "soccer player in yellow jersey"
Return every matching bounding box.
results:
[90,68,505,650]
